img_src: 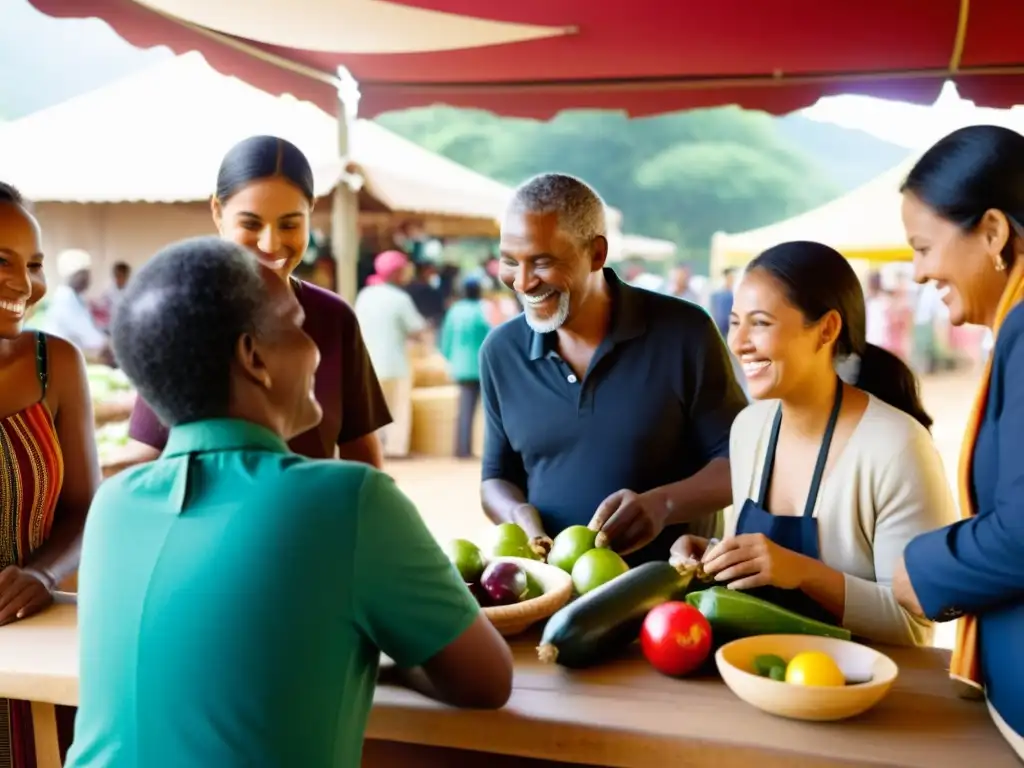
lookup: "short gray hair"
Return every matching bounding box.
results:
[507,173,607,246]
[112,236,272,427]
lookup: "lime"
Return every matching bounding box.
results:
[548,525,598,573]
[524,573,544,600]
[446,538,487,583]
[571,548,629,595]
[489,522,532,558]
[785,651,845,687]
[752,654,788,678]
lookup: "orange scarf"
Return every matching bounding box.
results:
[950,259,1024,696]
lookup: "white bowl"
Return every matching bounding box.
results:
[715,634,899,721]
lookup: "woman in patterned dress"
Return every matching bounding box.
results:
[0,183,100,766]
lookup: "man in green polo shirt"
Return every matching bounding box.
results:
[65,237,512,768]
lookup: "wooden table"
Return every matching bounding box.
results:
[1,603,1017,768]
[367,632,1020,767]
[0,596,78,768]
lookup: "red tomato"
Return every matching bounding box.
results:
[640,601,712,677]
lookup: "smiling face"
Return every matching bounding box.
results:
[498,208,603,333]
[901,192,1011,327]
[212,176,311,278]
[0,203,45,339]
[246,267,322,440]
[728,268,839,401]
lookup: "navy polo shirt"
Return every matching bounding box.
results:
[479,268,748,564]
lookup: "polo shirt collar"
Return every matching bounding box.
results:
[529,267,648,360]
[164,418,289,458]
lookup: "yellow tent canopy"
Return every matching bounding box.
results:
[709,156,917,274]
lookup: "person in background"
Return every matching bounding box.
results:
[887,273,915,361]
[65,237,512,768]
[0,182,99,767]
[355,249,427,458]
[41,248,108,362]
[709,266,747,396]
[439,277,492,458]
[892,124,1024,758]
[481,173,747,564]
[119,136,391,472]
[664,263,700,304]
[674,242,954,647]
[709,267,737,338]
[864,270,889,348]
[404,260,447,328]
[90,261,131,335]
[623,260,665,292]
[911,279,948,375]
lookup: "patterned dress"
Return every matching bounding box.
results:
[0,334,73,767]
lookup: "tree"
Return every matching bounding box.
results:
[376,106,845,273]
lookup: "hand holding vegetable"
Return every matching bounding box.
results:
[701,533,808,591]
[669,534,710,565]
[589,488,667,556]
[511,503,553,558]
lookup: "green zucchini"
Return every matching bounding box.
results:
[537,561,702,668]
[685,586,851,641]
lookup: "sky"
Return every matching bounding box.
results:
[802,82,1024,151]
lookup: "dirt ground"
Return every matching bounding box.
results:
[386,369,984,650]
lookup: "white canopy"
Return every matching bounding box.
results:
[0,52,510,223]
[710,158,916,271]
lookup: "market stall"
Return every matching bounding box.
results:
[2,600,1017,768]
[0,52,530,297]
[708,158,916,275]
[86,365,134,469]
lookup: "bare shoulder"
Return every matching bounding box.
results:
[43,334,89,407]
[45,333,88,379]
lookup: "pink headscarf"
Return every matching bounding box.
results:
[372,250,410,283]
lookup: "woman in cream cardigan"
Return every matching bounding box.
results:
[673,241,956,647]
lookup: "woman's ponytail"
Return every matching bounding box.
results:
[852,343,933,430]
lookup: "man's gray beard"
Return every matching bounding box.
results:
[519,290,571,333]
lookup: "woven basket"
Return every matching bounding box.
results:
[481,557,573,637]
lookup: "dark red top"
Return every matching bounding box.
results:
[128,280,392,459]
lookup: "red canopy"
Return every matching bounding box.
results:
[28,0,1024,118]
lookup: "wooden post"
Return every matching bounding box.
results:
[332,67,361,305]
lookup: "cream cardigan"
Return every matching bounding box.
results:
[726,395,958,646]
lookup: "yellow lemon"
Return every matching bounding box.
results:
[784,651,845,687]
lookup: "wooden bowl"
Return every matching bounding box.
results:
[481,557,573,637]
[716,634,898,722]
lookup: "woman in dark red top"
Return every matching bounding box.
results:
[125,136,391,465]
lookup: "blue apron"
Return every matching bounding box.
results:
[734,381,843,625]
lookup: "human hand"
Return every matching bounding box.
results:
[701,533,807,591]
[0,566,55,626]
[669,535,710,566]
[511,503,553,558]
[588,489,667,556]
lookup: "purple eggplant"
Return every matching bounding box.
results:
[480,561,529,606]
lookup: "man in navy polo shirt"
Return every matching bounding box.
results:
[479,173,748,564]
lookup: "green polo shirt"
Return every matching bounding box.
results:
[66,419,478,768]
